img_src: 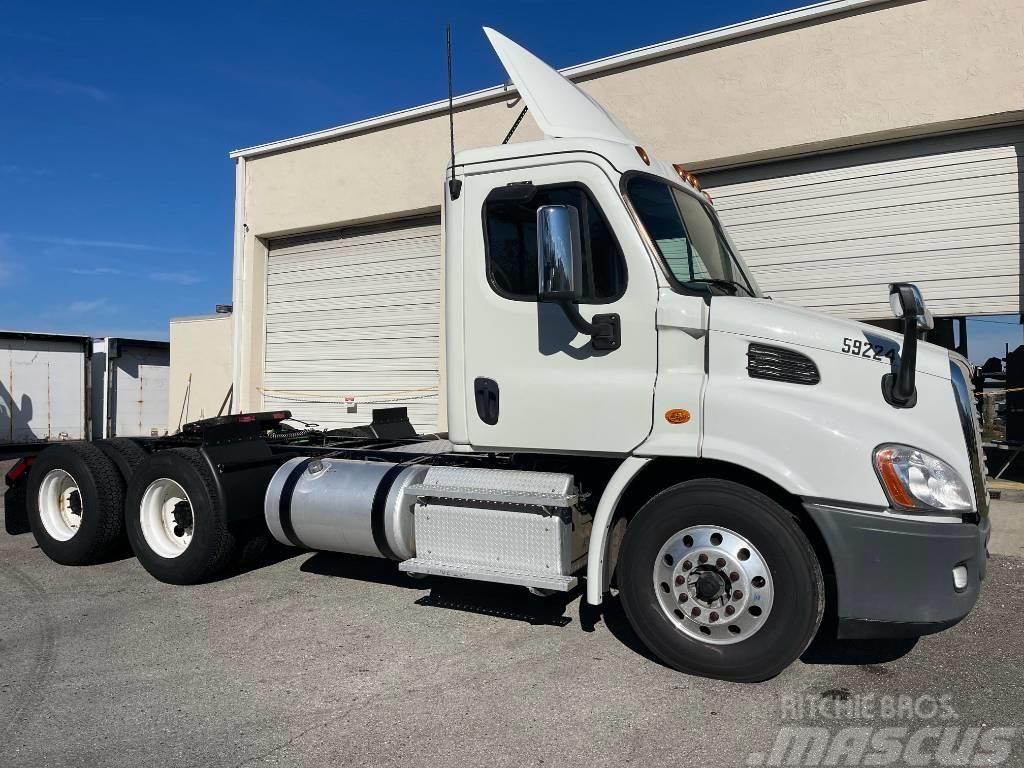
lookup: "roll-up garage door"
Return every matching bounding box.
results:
[701,127,1022,319]
[263,216,442,432]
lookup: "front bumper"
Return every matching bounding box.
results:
[804,501,990,639]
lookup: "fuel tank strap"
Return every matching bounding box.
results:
[371,462,413,561]
[278,458,313,548]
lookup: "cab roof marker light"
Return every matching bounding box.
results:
[672,164,703,189]
[635,146,650,165]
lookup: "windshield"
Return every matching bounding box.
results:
[626,175,756,296]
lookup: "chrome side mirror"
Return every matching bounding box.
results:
[534,204,621,351]
[536,204,582,302]
[889,283,934,331]
[884,282,933,408]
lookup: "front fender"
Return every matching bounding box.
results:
[702,329,968,507]
[585,456,650,606]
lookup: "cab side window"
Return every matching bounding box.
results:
[484,185,626,303]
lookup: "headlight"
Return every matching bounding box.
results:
[873,444,972,513]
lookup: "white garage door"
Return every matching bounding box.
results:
[702,127,1022,319]
[262,216,442,432]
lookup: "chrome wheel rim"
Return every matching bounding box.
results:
[653,525,774,645]
[37,469,83,541]
[139,478,194,558]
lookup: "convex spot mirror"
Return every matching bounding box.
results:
[889,283,934,331]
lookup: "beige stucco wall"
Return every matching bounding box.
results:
[168,315,234,431]
[235,0,1024,412]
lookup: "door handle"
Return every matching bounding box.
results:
[474,378,500,425]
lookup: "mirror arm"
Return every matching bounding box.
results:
[557,300,598,335]
[557,301,621,351]
[881,315,918,408]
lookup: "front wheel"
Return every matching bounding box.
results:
[618,479,824,683]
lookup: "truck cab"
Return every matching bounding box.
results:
[442,29,990,658]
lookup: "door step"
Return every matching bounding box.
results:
[399,558,577,591]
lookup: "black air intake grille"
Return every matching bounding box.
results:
[747,343,820,385]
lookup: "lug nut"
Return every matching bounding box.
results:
[682,560,692,571]
[675,575,686,586]
[679,594,688,603]
[698,554,708,564]
[733,590,743,601]
[716,557,726,568]
[725,605,735,616]
[709,611,719,622]
[730,571,740,582]
[691,607,701,618]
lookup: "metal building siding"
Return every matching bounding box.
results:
[701,129,1022,319]
[263,216,442,431]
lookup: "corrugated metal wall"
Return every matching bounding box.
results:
[262,216,442,431]
[702,127,1023,319]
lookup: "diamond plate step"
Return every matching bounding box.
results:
[399,558,578,592]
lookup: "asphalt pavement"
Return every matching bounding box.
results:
[2,488,1023,768]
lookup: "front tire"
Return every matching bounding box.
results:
[125,448,237,584]
[618,479,824,683]
[27,442,125,565]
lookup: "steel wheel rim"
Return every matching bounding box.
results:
[653,525,774,645]
[37,469,83,541]
[140,478,194,558]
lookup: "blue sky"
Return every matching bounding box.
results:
[1,0,1020,364]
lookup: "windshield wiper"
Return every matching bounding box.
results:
[683,278,754,297]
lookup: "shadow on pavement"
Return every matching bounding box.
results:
[586,592,918,672]
[415,579,580,627]
[302,551,580,626]
[801,631,918,667]
[594,594,669,667]
[300,551,431,590]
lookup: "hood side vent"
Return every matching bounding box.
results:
[747,343,820,385]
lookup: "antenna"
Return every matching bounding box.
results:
[446,24,462,200]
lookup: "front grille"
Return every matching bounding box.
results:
[949,356,989,518]
[747,343,820,385]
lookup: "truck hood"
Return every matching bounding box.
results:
[709,296,951,380]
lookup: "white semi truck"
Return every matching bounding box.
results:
[5,30,990,682]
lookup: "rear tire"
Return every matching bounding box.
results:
[125,448,237,584]
[27,442,125,565]
[95,438,149,483]
[618,479,824,683]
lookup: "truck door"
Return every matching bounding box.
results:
[460,160,658,454]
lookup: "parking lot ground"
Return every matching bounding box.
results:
[2,496,1023,768]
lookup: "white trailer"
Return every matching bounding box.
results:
[10,30,991,682]
[91,338,170,439]
[0,331,91,445]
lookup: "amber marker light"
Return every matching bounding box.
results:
[635,146,650,165]
[665,409,691,424]
[874,447,916,508]
[672,164,703,190]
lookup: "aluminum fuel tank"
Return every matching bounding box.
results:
[264,457,427,559]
